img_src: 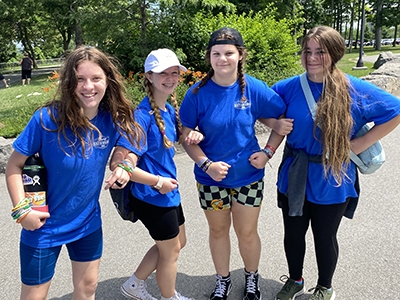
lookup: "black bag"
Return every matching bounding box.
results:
[109,181,138,223]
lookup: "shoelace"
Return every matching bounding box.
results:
[308,286,328,299]
[214,277,228,297]
[139,282,155,300]
[279,275,295,292]
[245,273,257,293]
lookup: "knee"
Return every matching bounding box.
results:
[235,227,259,243]
[75,277,98,298]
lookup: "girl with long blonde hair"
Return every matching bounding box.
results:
[271,26,400,300]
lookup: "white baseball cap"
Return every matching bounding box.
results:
[144,48,187,73]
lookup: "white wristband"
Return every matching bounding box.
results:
[153,175,164,190]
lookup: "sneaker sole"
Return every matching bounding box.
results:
[331,291,336,300]
[121,285,144,300]
[274,286,305,300]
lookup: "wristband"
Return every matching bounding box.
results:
[265,145,276,154]
[153,175,164,190]
[117,160,134,177]
[197,157,207,168]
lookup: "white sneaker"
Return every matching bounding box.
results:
[161,291,194,300]
[121,274,157,300]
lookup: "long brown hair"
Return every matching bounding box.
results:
[40,46,144,157]
[193,32,247,102]
[142,73,183,148]
[302,26,353,185]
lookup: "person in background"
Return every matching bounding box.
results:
[271,26,400,300]
[106,48,203,300]
[19,53,33,85]
[179,27,292,300]
[0,72,9,87]
[6,46,144,300]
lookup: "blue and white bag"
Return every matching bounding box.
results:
[300,72,385,175]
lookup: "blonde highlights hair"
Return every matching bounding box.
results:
[302,26,354,186]
[142,73,183,148]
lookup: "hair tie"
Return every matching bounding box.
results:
[161,131,165,135]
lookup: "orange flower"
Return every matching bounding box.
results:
[189,81,194,86]
[42,87,50,92]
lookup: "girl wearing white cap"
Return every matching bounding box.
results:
[179,28,292,300]
[107,49,202,300]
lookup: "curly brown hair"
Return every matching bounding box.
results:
[302,26,354,186]
[40,46,144,157]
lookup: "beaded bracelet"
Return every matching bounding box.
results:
[117,160,134,177]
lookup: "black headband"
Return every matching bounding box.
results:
[207,27,245,50]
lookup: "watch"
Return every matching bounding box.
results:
[153,175,164,190]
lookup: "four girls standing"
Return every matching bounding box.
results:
[6,25,400,300]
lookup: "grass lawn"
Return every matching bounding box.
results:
[1,45,399,138]
[0,74,55,138]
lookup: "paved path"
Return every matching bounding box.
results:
[0,66,60,89]
[1,128,400,299]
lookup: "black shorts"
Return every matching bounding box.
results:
[22,70,32,79]
[129,193,185,241]
[0,73,4,80]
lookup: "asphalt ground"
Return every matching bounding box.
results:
[1,126,400,299]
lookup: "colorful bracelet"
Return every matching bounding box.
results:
[197,157,207,168]
[200,159,213,173]
[265,145,276,154]
[262,147,274,160]
[117,160,134,177]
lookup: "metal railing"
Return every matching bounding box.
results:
[0,58,65,71]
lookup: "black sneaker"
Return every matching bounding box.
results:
[209,274,232,300]
[243,270,261,300]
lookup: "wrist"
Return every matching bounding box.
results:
[152,175,164,190]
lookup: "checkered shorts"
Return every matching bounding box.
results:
[197,178,264,211]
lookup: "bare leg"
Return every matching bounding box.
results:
[71,258,101,300]
[204,209,232,276]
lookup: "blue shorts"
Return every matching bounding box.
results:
[20,227,103,286]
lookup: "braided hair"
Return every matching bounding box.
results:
[143,74,183,149]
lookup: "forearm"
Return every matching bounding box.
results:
[5,151,28,206]
[110,146,137,171]
[182,126,207,164]
[352,114,400,154]
[265,130,286,151]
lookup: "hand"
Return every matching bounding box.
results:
[273,118,294,136]
[158,177,179,194]
[249,151,269,169]
[206,161,231,182]
[20,210,50,231]
[185,130,204,145]
[104,165,131,190]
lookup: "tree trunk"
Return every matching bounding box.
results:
[349,0,356,53]
[375,0,383,51]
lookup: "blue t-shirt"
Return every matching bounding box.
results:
[126,97,181,207]
[179,74,286,188]
[13,106,132,248]
[272,74,400,205]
